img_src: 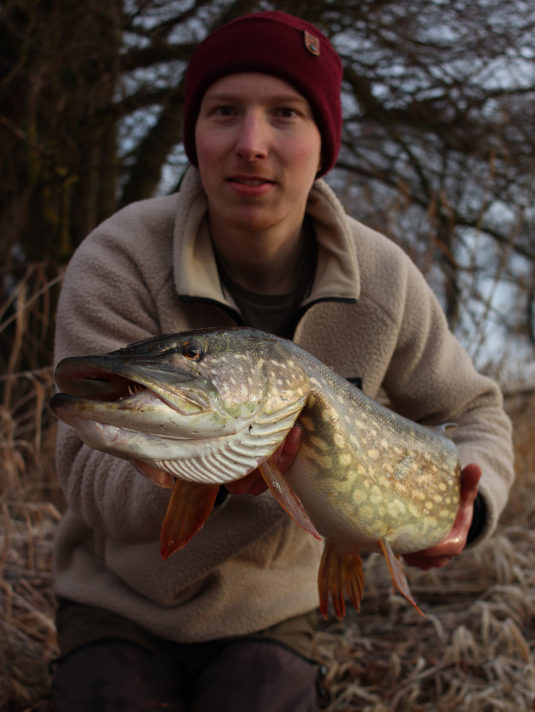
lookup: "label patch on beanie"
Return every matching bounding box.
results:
[304,30,320,56]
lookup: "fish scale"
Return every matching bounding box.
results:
[50,326,461,620]
[291,378,458,554]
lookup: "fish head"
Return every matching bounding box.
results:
[50,328,310,484]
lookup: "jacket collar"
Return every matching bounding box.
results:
[173,167,360,308]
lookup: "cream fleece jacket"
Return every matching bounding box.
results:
[53,168,513,642]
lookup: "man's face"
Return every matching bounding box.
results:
[195,73,322,238]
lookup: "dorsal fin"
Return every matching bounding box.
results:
[430,422,457,438]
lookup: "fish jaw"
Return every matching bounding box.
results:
[49,376,247,442]
[50,331,311,485]
[50,393,237,466]
[50,387,306,486]
[52,356,223,418]
[50,357,258,481]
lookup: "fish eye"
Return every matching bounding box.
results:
[181,339,204,361]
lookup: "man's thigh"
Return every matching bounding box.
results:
[52,639,186,712]
[191,639,319,712]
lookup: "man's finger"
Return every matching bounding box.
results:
[275,424,303,473]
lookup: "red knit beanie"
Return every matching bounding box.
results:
[183,11,343,176]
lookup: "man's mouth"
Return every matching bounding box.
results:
[228,176,274,186]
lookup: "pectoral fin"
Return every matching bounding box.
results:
[318,542,365,621]
[379,539,424,616]
[160,479,219,559]
[258,460,321,540]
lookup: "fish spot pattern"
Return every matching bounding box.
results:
[294,359,459,551]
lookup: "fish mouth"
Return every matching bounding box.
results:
[52,355,209,412]
[54,360,150,402]
[49,355,221,442]
[49,353,293,487]
[49,355,254,481]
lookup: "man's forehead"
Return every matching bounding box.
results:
[203,73,308,103]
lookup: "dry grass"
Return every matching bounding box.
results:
[1,270,534,711]
[1,267,64,711]
[0,361,63,711]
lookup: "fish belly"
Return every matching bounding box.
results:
[287,390,460,556]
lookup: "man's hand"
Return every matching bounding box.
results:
[403,463,482,570]
[225,424,303,495]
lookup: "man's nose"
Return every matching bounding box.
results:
[235,113,269,161]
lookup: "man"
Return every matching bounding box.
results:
[51,11,513,711]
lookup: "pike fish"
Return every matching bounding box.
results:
[50,327,460,619]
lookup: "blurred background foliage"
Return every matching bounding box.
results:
[1,0,534,383]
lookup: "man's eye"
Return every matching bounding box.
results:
[276,107,299,118]
[214,105,235,116]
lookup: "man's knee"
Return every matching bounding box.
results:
[52,640,185,712]
[192,639,319,712]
